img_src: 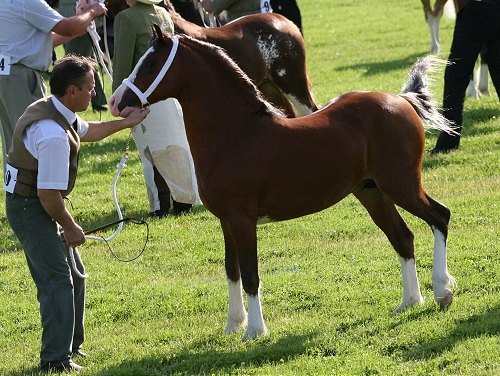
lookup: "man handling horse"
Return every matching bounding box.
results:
[3,54,149,373]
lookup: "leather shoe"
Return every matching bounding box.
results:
[40,361,84,373]
[72,349,89,358]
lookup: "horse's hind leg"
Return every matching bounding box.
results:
[378,181,455,310]
[423,195,456,309]
[221,220,248,335]
[353,188,424,312]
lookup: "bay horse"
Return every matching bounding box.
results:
[111,28,456,341]
[421,0,490,97]
[106,0,317,117]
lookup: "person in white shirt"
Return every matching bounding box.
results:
[4,54,149,374]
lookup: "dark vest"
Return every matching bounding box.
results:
[7,97,80,198]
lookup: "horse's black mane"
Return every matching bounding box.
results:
[151,33,286,118]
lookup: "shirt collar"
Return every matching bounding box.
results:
[51,96,78,127]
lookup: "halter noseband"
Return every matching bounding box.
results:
[122,35,179,108]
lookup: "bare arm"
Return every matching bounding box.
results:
[51,3,107,47]
[80,106,150,142]
[37,189,85,248]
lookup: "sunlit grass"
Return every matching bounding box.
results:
[1,0,500,374]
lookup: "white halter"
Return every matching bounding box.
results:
[122,35,179,107]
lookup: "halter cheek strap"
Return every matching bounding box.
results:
[122,35,179,107]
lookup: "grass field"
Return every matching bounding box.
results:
[1,0,500,375]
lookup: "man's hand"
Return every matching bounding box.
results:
[38,189,86,248]
[61,223,86,248]
[119,106,151,127]
[76,0,107,18]
[82,106,150,142]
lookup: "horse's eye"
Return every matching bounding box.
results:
[144,59,156,70]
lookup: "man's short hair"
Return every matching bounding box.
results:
[49,54,98,97]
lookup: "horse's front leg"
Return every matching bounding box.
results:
[431,226,456,309]
[224,216,267,341]
[396,256,424,312]
[221,221,248,334]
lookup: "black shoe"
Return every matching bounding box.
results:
[172,201,192,216]
[72,349,89,358]
[40,361,84,373]
[148,209,169,218]
[428,147,451,155]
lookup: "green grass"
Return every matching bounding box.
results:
[1,0,500,374]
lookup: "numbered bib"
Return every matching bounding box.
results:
[3,163,18,193]
[260,0,272,13]
[0,54,11,75]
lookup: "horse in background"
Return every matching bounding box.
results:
[112,29,456,340]
[421,0,490,98]
[106,0,317,117]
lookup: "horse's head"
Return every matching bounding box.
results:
[111,24,180,116]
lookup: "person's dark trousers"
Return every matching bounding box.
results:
[435,0,500,151]
[6,193,86,368]
[270,0,302,34]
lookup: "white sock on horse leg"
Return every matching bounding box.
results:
[395,256,424,312]
[224,278,247,334]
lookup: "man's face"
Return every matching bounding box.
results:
[75,71,96,112]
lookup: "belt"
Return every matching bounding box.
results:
[12,63,44,74]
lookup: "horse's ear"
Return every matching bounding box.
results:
[152,23,166,44]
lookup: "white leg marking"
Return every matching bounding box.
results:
[467,78,478,99]
[224,278,247,334]
[242,288,268,341]
[395,256,424,312]
[432,226,456,309]
[477,63,490,96]
[426,12,442,53]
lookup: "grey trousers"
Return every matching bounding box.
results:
[0,65,46,171]
[6,193,86,368]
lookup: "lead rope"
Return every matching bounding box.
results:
[65,134,144,280]
[67,20,145,276]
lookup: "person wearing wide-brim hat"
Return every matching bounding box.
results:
[201,0,272,23]
[112,0,201,218]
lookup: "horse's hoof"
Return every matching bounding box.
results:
[394,294,424,313]
[241,326,268,341]
[224,319,247,335]
[437,291,453,310]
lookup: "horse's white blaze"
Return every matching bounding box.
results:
[284,93,314,117]
[431,226,456,305]
[224,278,247,334]
[243,291,268,341]
[396,256,424,312]
[109,83,127,117]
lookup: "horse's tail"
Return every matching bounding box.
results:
[399,56,457,135]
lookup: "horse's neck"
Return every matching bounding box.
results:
[175,41,269,150]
